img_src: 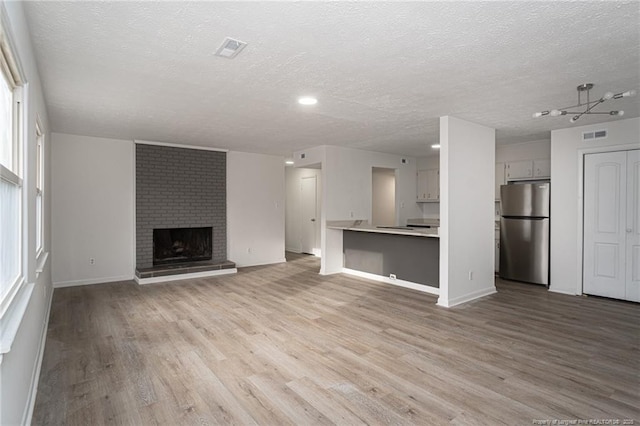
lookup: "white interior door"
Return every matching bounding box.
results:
[583,151,627,299]
[300,176,317,255]
[625,150,640,302]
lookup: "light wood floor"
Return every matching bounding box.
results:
[33,253,640,425]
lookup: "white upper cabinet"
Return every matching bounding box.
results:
[505,160,533,180]
[534,159,551,178]
[505,159,550,181]
[417,169,439,202]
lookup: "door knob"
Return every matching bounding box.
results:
[311,218,316,222]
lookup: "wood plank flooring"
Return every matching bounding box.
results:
[33,253,640,425]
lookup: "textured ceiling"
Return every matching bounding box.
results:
[23,1,640,157]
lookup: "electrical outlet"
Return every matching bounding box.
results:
[389,273,397,280]
[247,248,251,254]
[89,258,95,265]
[350,211,354,218]
[468,271,473,280]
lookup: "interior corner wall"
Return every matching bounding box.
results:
[438,116,496,307]
[51,133,134,287]
[0,2,53,425]
[227,151,286,267]
[550,117,639,295]
[285,166,322,253]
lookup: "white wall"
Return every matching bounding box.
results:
[227,151,286,267]
[439,116,496,307]
[51,133,135,287]
[550,117,639,295]
[417,155,440,170]
[0,2,53,425]
[496,139,550,163]
[371,168,396,226]
[285,166,321,253]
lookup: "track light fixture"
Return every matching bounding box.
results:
[533,83,636,123]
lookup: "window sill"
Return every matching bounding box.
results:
[0,281,34,364]
[35,251,49,279]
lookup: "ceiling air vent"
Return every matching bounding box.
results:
[582,129,607,141]
[215,37,247,59]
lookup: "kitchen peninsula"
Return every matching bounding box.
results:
[327,220,440,294]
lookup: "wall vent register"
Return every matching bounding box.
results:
[582,129,607,141]
[215,37,247,59]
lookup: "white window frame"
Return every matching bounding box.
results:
[0,8,26,321]
[35,115,44,257]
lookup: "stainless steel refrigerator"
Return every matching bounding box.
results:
[499,182,550,286]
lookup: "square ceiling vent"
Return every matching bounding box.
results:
[215,37,247,59]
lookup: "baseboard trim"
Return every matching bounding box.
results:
[437,286,497,308]
[134,268,237,285]
[548,287,578,296]
[342,268,439,296]
[237,259,287,268]
[53,275,133,288]
[22,286,53,425]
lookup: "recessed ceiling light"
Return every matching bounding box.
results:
[431,144,441,149]
[298,96,317,106]
[285,160,294,165]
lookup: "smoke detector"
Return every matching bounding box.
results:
[215,37,247,59]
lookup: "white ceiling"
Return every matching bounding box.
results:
[22,1,640,157]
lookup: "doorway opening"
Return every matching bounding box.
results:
[285,164,322,259]
[371,167,397,226]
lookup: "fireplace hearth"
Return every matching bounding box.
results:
[153,227,212,265]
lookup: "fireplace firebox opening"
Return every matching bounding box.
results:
[153,227,212,265]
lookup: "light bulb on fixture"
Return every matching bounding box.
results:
[533,83,636,123]
[614,89,636,99]
[431,144,440,149]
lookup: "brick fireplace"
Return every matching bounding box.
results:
[135,144,228,275]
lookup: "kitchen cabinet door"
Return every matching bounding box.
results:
[505,160,533,180]
[416,170,428,201]
[534,159,551,178]
[417,169,439,202]
[495,162,505,200]
[495,238,500,273]
[426,169,439,201]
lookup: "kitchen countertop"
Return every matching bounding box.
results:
[406,217,440,227]
[327,220,439,238]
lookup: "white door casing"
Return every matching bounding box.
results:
[583,151,627,300]
[300,176,317,255]
[584,149,640,302]
[626,150,640,302]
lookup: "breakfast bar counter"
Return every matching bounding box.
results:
[326,220,439,238]
[327,221,439,292]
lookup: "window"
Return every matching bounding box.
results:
[0,21,24,311]
[35,117,44,256]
